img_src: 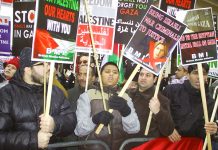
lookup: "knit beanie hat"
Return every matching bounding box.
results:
[3,57,20,69]
[19,47,39,69]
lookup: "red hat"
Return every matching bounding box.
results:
[4,57,20,69]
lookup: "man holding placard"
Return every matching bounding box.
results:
[163,64,217,142]
[126,68,174,148]
[0,47,77,149]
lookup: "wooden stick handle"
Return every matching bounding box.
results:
[144,67,164,135]
[95,64,141,134]
[197,63,212,150]
[45,62,55,116]
[203,90,218,150]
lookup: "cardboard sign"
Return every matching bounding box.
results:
[124,5,186,75]
[75,0,118,55]
[32,0,79,63]
[115,0,159,44]
[13,2,35,56]
[160,0,196,17]
[0,16,11,56]
[177,8,217,65]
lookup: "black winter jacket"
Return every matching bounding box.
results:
[162,80,215,139]
[0,70,77,150]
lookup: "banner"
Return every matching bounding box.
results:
[124,5,186,75]
[160,0,196,17]
[32,0,79,63]
[13,2,35,56]
[176,8,217,65]
[115,0,159,44]
[0,16,11,56]
[75,0,118,55]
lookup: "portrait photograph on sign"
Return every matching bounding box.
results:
[124,5,186,75]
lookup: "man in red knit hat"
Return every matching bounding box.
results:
[0,57,20,88]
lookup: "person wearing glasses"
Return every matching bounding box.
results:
[162,64,217,144]
[0,47,77,149]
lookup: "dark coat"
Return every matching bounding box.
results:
[128,86,174,138]
[0,70,77,150]
[162,80,215,139]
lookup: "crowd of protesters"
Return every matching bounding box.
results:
[0,47,218,150]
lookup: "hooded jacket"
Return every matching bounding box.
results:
[0,69,77,150]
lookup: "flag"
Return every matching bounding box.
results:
[132,137,203,150]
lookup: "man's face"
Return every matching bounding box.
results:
[4,64,17,79]
[138,69,156,92]
[188,69,208,89]
[77,65,94,88]
[79,56,88,67]
[175,66,187,79]
[153,44,165,59]
[31,62,50,85]
[101,65,119,87]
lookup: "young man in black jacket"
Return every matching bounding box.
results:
[162,64,217,142]
[0,47,77,150]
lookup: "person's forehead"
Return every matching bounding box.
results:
[140,68,150,74]
[80,56,88,61]
[103,65,118,71]
[6,64,16,68]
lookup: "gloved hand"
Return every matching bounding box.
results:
[108,95,131,117]
[92,111,114,126]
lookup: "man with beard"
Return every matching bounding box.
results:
[0,47,77,150]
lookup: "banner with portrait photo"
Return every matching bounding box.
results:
[13,2,35,56]
[176,8,217,65]
[32,0,79,63]
[160,0,196,17]
[0,16,11,56]
[124,5,186,75]
[75,0,118,55]
[115,0,159,44]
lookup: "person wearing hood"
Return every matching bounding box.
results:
[75,62,140,150]
[162,64,217,143]
[0,47,77,150]
[0,57,20,88]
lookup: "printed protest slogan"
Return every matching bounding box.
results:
[32,0,79,63]
[0,16,11,56]
[75,0,118,55]
[160,0,195,17]
[13,2,35,56]
[115,0,160,44]
[124,5,186,75]
[177,8,217,65]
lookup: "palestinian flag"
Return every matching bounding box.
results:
[101,43,124,86]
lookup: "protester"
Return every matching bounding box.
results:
[0,47,77,149]
[169,65,188,84]
[162,64,217,142]
[68,65,96,111]
[0,57,19,88]
[75,62,140,150]
[126,68,174,149]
